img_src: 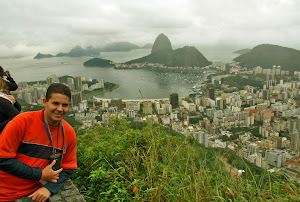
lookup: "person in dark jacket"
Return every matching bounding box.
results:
[0,66,18,92]
[0,66,21,132]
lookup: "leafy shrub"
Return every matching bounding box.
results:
[72,118,299,201]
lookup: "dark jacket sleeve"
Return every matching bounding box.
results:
[14,100,22,112]
[0,158,75,195]
[6,76,18,91]
[44,169,76,195]
[0,98,20,132]
[0,158,42,181]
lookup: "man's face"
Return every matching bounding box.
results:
[43,93,70,127]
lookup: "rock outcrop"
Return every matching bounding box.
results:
[151,33,172,54]
[126,33,211,67]
[49,179,86,202]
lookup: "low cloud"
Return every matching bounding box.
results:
[1,0,300,58]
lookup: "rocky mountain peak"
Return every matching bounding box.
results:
[151,33,173,54]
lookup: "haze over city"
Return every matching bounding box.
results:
[1,0,300,58]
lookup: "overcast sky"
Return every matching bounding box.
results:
[1,0,299,58]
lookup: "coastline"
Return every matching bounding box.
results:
[93,97,185,102]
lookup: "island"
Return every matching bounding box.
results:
[83,58,115,67]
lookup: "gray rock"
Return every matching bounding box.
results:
[49,179,86,202]
[49,194,63,202]
[65,195,86,202]
[63,179,76,190]
[61,189,80,199]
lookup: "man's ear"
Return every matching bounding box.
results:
[42,98,47,106]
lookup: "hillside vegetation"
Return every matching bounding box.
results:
[72,119,299,201]
[222,75,264,90]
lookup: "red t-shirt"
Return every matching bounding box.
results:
[0,110,77,201]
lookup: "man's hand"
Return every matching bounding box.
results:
[28,187,51,202]
[41,160,63,183]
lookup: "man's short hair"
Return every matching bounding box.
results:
[46,83,72,101]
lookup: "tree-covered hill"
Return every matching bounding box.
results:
[222,74,264,90]
[168,46,211,67]
[126,46,211,67]
[125,49,173,65]
[72,118,299,201]
[126,33,211,67]
[233,44,300,71]
[83,58,115,67]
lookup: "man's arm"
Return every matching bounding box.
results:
[0,158,42,180]
[44,169,76,195]
[5,73,18,91]
[0,158,62,182]
[26,161,72,202]
[28,168,76,202]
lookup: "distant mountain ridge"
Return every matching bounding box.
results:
[33,53,54,59]
[233,48,251,55]
[126,33,211,67]
[233,44,300,71]
[34,46,101,59]
[34,42,152,59]
[101,42,140,52]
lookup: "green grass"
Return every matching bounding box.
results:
[72,118,299,201]
[82,83,119,100]
[222,75,263,90]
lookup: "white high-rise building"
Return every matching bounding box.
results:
[265,149,287,168]
[46,75,59,86]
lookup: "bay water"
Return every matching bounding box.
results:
[0,48,238,99]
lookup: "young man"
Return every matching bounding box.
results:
[0,83,77,202]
